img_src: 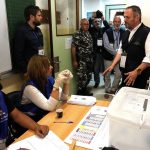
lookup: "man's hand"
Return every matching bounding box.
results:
[103,66,114,76]
[35,125,49,138]
[124,70,138,86]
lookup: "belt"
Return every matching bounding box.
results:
[0,139,6,144]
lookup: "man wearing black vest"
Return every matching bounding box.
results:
[103,5,150,89]
[103,16,125,94]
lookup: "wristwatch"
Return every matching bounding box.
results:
[136,68,142,75]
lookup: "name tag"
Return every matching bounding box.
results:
[120,53,127,68]
[38,49,44,55]
[97,39,102,46]
[110,43,113,47]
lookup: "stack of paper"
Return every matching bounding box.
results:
[67,95,96,106]
[8,131,69,150]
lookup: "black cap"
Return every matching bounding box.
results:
[96,10,103,18]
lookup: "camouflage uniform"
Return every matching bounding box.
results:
[72,29,93,91]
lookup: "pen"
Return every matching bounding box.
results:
[140,99,148,129]
[53,121,74,124]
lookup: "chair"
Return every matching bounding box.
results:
[6,91,24,145]
[7,91,21,108]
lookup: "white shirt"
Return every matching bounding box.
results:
[21,85,67,112]
[117,23,150,63]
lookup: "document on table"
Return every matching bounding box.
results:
[8,131,69,150]
[67,95,96,106]
[64,106,109,149]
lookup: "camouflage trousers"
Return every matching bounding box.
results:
[76,61,92,90]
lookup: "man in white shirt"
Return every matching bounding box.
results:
[103,5,150,89]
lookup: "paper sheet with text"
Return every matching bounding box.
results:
[8,131,69,150]
[64,106,109,149]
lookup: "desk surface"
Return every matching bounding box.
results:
[14,100,110,150]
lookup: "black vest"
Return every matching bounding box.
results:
[102,28,125,60]
[122,23,150,89]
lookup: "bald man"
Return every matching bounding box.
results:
[71,19,93,95]
[103,16,125,94]
[103,5,150,89]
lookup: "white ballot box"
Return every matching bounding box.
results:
[107,87,150,150]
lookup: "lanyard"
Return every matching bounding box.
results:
[33,31,39,40]
[114,31,120,47]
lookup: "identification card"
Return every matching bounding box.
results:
[97,39,102,46]
[120,53,127,68]
[110,43,113,47]
[38,49,44,55]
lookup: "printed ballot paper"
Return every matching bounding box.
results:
[67,95,96,106]
[8,131,69,150]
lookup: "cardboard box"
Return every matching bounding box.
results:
[107,87,150,150]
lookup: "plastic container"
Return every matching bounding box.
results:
[107,87,150,150]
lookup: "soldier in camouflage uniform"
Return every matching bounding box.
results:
[71,18,93,95]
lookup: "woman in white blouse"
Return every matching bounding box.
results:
[19,55,73,121]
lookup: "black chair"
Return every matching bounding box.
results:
[7,91,21,108]
[6,91,26,145]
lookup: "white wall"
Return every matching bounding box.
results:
[82,0,126,18]
[126,0,150,27]
[82,0,101,18]
[36,0,48,9]
[0,0,12,74]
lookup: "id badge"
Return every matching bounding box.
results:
[120,53,127,68]
[110,43,113,47]
[38,49,44,55]
[97,39,102,46]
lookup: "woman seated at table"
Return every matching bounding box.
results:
[0,83,49,149]
[18,55,73,121]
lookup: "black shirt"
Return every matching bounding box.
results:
[13,23,43,73]
[2,92,15,114]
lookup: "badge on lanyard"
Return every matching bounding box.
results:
[120,52,127,68]
[97,39,102,46]
[38,49,44,55]
[110,43,113,47]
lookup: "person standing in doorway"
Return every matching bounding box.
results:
[103,5,150,89]
[71,18,93,95]
[103,16,125,94]
[89,11,110,88]
[13,5,43,73]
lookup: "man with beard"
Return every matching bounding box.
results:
[103,5,150,89]
[13,5,43,73]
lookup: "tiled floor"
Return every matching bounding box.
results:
[87,74,114,101]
